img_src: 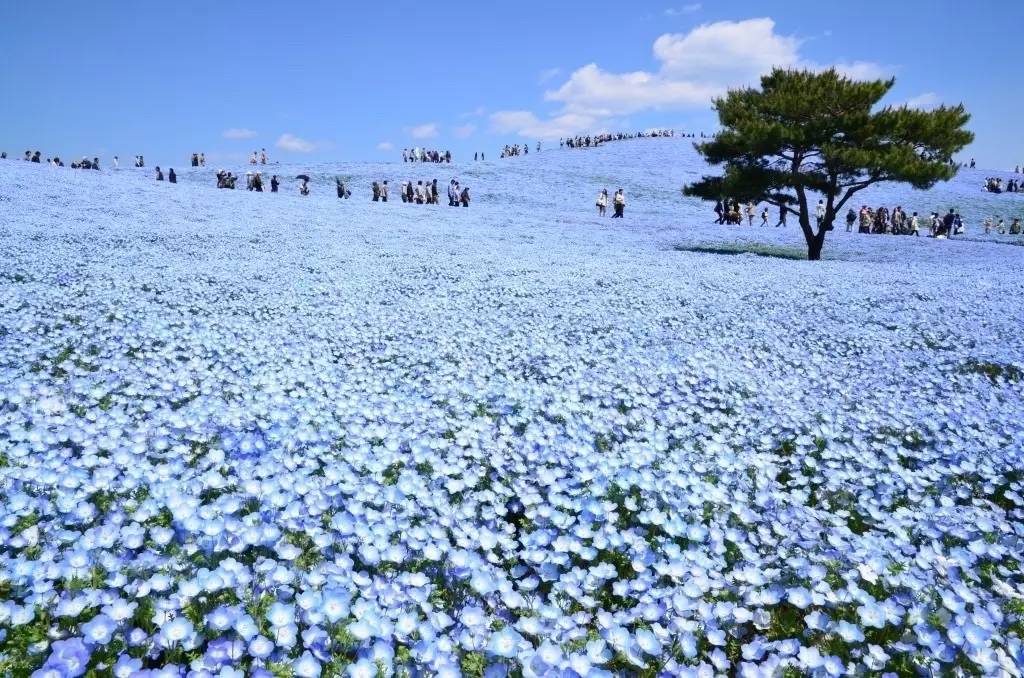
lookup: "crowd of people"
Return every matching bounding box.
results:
[500,143,533,158]
[983,216,1023,234]
[984,177,1023,193]
[708,197,1008,239]
[560,129,682,150]
[402,148,451,163]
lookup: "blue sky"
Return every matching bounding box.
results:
[2,1,1021,168]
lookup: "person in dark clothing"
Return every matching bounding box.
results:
[155,166,164,181]
[775,205,788,228]
[445,150,451,163]
[372,181,381,202]
[336,179,345,199]
[168,168,177,183]
[253,173,263,192]
[713,199,724,224]
[431,179,439,205]
[942,208,955,237]
[31,151,41,163]
[406,181,414,203]
[270,175,279,193]
[460,186,470,207]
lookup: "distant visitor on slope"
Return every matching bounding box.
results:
[381,180,389,202]
[815,199,825,227]
[155,166,164,181]
[405,181,413,203]
[252,172,263,192]
[300,178,310,196]
[776,204,788,228]
[845,208,856,232]
[113,156,118,168]
[612,189,625,218]
[431,179,439,205]
[271,175,279,193]
[168,168,176,184]
[713,199,724,224]
[596,189,608,217]
[372,181,381,202]
[448,179,458,206]
[760,207,769,227]
[260,148,268,164]
[460,186,470,207]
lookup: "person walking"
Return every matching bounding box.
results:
[745,201,755,226]
[815,199,825,228]
[713,199,724,224]
[612,189,625,218]
[596,189,608,217]
[775,205,788,228]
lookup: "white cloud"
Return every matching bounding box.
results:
[223,128,258,140]
[409,123,439,139]
[538,67,562,84]
[545,63,723,117]
[902,92,942,110]
[275,133,316,153]
[665,3,701,16]
[831,61,891,81]
[490,111,602,140]
[510,18,891,135]
[454,124,477,139]
[377,141,394,151]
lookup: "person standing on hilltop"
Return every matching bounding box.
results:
[372,181,381,202]
[260,148,267,164]
[168,168,177,183]
[155,166,164,181]
[271,175,279,193]
[596,189,608,217]
[612,189,625,218]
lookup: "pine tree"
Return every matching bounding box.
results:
[685,68,973,260]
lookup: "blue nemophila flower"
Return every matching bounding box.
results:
[159,617,195,646]
[81,613,118,645]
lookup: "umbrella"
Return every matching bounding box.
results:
[295,174,310,182]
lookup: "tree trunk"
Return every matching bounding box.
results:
[807,231,826,260]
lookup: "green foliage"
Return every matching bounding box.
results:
[685,68,973,259]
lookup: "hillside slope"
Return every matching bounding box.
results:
[0,143,1023,675]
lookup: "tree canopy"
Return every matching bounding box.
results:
[685,68,974,260]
